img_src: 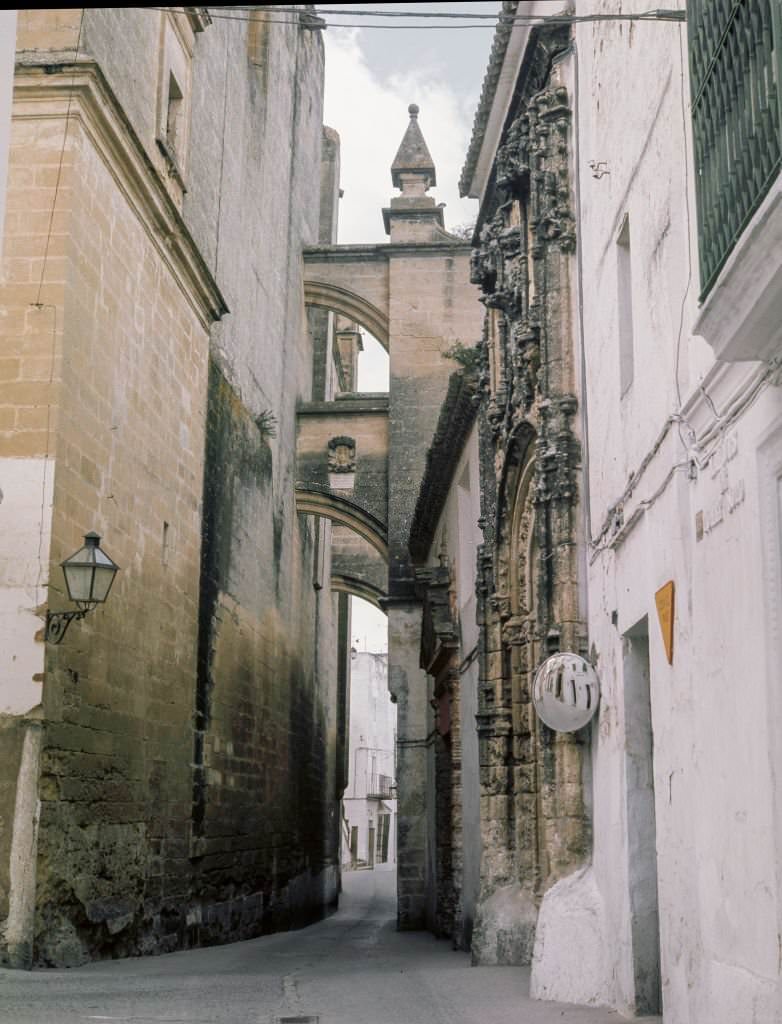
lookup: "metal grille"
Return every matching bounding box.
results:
[689,0,781,297]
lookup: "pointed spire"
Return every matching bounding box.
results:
[391,104,437,190]
[382,104,445,239]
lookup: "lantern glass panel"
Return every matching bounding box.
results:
[63,563,95,603]
[91,563,117,602]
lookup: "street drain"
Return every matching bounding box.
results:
[277,1018,319,1023]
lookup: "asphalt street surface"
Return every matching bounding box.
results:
[0,866,647,1024]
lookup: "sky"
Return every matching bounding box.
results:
[320,2,498,244]
[319,3,500,653]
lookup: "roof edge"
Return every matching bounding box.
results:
[459,1,519,198]
[409,371,479,564]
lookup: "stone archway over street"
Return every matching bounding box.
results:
[295,107,483,929]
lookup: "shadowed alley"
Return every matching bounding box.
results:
[0,869,654,1024]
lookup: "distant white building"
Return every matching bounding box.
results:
[342,651,397,870]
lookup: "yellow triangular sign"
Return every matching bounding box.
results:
[655,580,675,665]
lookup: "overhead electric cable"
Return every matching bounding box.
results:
[218,4,685,19]
[136,7,686,28]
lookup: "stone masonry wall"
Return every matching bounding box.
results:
[0,43,85,964]
[34,81,210,962]
[1,8,338,964]
[387,244,483,930]
[194,360,339,943]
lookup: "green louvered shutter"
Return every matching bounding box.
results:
[689,0,782,298]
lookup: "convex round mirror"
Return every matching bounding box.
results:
[532,653,600,732]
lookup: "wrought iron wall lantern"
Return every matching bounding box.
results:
[45,532,120,644]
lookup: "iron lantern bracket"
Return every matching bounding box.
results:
[45,607,90,645]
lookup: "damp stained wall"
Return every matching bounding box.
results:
[0,7,341,966]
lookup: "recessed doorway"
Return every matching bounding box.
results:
[623,618,662,1016]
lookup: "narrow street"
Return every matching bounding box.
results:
[0,868,648,1024]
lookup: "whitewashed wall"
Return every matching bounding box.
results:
[532,3,782,1020]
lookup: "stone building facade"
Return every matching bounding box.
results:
[467,28,589,968]
[0,6,343,967]
[410,13,590,965]
[409,372,482,949]
[297,107,484,932]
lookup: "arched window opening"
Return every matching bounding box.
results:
[356,329,389,393]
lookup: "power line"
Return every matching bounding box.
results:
[223,4,685,22]
[136,7,686,29]
[222,4,517,17]
[141,9,500,27]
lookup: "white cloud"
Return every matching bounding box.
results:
[322,29,482,650]
[324,29,478,244]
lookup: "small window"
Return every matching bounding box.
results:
[166,72,184,158]
[156,13,193,189]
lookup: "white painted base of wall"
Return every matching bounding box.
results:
[530,867,611,1008]
[5,719,42,969]
[0,594,44,714]
[0,456,53,714]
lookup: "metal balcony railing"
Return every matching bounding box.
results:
[366,773,394,799]
[689,0,781,298]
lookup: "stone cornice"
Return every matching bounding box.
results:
[297,396,389,415]
[13,59,228,331]
[303,241,472,262]
[409,371,479,564]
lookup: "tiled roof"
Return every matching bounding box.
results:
[458,1,519,198]
[408,370,479,564]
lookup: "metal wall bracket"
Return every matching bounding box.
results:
[45,608,89,645]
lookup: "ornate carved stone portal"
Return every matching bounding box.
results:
[470,29,590,965]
